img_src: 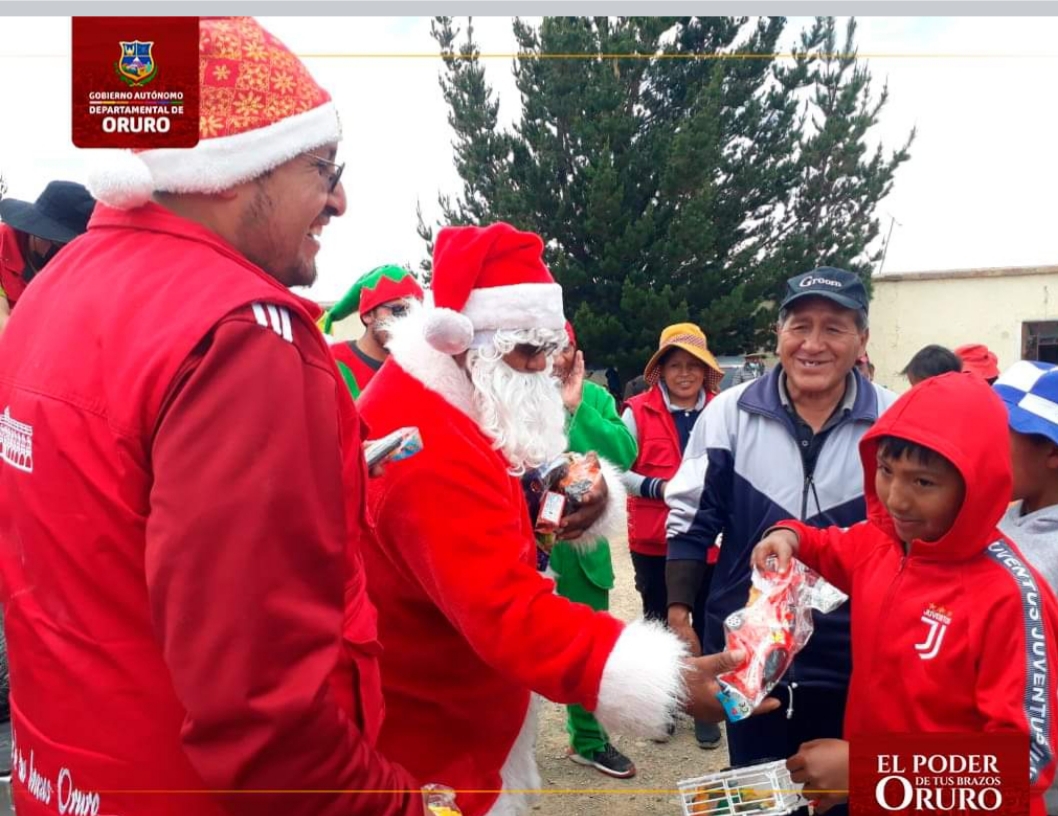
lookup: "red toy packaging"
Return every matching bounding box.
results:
[715,557,847,722]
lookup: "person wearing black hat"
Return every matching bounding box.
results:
[0,180,96,333]
[665,267,899,816]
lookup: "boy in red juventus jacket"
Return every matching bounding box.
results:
[753,371,1058,815]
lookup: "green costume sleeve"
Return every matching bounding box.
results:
[546,380,633,589]
[335,360,362,400]
[566,380,637,469]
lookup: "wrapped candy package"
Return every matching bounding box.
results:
[715,557,847,722]
[522,452,604,569]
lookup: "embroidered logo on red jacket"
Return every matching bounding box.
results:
[914,603,953,661]
[0,406,33,473]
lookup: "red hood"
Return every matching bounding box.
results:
[859,371,1012,560]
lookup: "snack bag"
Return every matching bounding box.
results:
[715,557,847,722]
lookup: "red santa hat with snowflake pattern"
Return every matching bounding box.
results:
[88,16,341,209]
[424,223,566,355]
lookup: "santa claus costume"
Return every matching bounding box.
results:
[357,223,690,816]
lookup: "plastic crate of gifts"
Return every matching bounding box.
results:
[677,759,805,816]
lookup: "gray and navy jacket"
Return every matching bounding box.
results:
[665,365,898,690]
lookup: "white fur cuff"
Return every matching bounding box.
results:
[568,456,627,552]
[593,619,689,739]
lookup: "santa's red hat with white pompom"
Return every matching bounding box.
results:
[424,222,565,355]
[88,16,341,210]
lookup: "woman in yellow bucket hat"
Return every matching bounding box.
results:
[621,322,725,748]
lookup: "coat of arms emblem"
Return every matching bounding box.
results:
[116,40,157,86]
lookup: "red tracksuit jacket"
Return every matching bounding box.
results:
[0,203,420,816]
[779,372,1058,814]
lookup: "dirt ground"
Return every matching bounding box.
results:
[532,540,730,816]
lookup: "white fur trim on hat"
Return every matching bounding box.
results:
[461,282,564,334]
[88,101,341,209]
[86,150,155,211]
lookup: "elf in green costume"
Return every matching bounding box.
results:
[319,265,423,398]
[548,322,640,779]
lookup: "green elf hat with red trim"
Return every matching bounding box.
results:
[320,265,424,334]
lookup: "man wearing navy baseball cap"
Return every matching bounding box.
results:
[779,266,871,313]
[995,361,1058,587]
[666,265,897,816]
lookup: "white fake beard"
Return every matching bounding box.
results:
[468,345,568,476]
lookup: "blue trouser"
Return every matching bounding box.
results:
[725,683,849,816]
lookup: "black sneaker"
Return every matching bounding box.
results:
[568,743,637,779]
[694,719,722,750]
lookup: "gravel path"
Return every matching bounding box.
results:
[532,540,731,816]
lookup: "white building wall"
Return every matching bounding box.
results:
[869,266,1058,392]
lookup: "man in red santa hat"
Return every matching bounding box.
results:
[358,222,769,816]
[0,17,424,816]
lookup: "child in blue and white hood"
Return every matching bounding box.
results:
[995,361,1058,594]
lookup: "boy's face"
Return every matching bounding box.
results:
[1010,429,1058,501]
[876,449,966,544]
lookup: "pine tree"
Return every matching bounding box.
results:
[770,17,914,297]
[421,16,912,379]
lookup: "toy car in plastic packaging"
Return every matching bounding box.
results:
[715,557,847,722]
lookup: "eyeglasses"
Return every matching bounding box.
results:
[307,153,345,193]
[379,302,409,317]
[512,341,562,360]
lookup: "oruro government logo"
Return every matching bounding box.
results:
[116,40,157,87]
[0,406,34,473]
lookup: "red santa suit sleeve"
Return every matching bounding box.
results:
[382,440,687,737]
[145,309,422,816]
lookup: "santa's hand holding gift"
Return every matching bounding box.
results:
[357,222,777,816]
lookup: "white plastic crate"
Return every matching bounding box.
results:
[677,759,806,816]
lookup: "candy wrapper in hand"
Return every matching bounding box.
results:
[522,452,601,526]
[556,451,602,510]
[521,456,571,526]
[715,557,847,722]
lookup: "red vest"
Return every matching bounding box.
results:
[626,386,715,558]
[626,387,682,556]
[0,204,380,815]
